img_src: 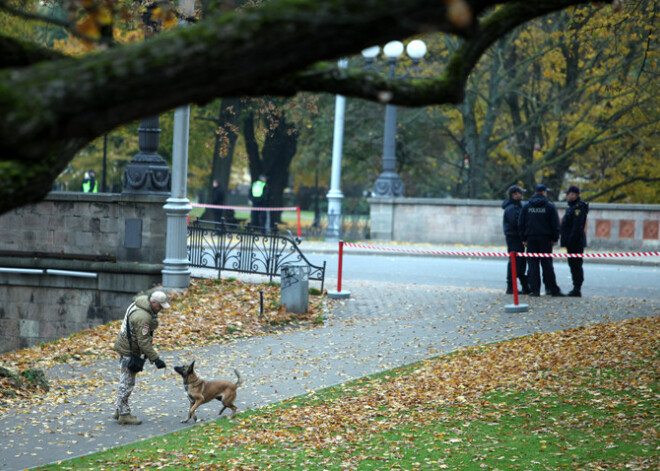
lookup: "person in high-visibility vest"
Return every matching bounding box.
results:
[250,174,270,229]
[81,170,98,193]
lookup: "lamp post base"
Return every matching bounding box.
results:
[372,171,404,197]
[328,290,351,299]
[325,190,343,242]
[504,303,529,313]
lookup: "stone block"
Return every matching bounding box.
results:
[75,231,94,248]
[619,220,635,239]
[0,319,19,337]
[62,216,86,232]
[34,201,56,216]
[100,217,120,234]
[595,219,611,239]
[643,220,659,240]
[19,319,40,339]
[53,230,78,248]
[90,202,111,217]
[0,320,22,352]
[53,200,75,214]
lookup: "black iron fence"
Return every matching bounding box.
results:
[188,219,326,290]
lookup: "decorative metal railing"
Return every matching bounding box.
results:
[188,219,325,291]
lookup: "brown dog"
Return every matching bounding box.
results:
[173,360,242,423]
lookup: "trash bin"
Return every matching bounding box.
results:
[280,265,309,314]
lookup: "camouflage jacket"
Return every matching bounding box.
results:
[113,295,160,362]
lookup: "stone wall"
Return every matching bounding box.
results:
[369,197,660,250]
[0,192,167,263]
[0,192,168,353]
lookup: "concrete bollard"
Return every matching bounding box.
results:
[281,265,309,314]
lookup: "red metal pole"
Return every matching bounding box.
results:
[510,252,519,305]
[296,206,301,239]
[337,240,344,293]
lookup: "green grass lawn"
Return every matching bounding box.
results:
[40,317,658,471]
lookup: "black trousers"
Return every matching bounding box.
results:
[526,236,561,295]
[251,208,268,230]
[567,245,584,289]
[505,235,527,287]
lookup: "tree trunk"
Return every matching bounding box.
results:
[210,98,241,198]
[242,110,298,225]
[262,115,299,224]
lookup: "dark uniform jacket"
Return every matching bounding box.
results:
[519,194,561,242]
[560,199,589,249]
[113,295,160,362]
[502,198,523,237]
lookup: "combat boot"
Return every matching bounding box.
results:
[118,414,142,425]
[567,288,582,297]
[520,276,531,294]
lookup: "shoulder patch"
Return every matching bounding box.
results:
[141,324,150,336]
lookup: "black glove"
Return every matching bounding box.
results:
[154,358,166,369]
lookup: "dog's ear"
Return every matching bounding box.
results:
[190,360,195,370]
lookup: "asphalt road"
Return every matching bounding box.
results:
[306,252,660,300]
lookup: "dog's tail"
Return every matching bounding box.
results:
[233,369,243,388]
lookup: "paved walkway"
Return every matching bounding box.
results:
[1,243,659,470]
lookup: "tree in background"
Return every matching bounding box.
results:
[426,1,659,201]
[291,1,658,204]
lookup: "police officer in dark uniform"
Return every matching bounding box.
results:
[560,185,589,297]
[502,185,529,294]
[518,184,564,297]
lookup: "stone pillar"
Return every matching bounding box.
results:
[368,197,395,240]
[162,106,192,288]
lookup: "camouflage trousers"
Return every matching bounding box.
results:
[115,356,138,415]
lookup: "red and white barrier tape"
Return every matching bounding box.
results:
[191,203,298,212]
[343,242,659,259]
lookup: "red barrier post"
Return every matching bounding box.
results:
[296,206,302,239]
[510,252,519,305]
[337,240,344,293]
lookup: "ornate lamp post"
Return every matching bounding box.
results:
[362,40,427,198]
[122,116,172,194]
[122,7,171,195]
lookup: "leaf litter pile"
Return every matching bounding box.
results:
[0,278,326,411]
[42,315,658,471]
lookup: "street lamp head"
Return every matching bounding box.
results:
[406,40,427,60]
[361,46,381,59]
[383,41,404,59]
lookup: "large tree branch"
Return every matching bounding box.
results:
[0,0,613,215]
[0,35,66,68]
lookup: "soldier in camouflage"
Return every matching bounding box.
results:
[112,291,170,425]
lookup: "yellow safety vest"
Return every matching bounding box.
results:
[251,180,265,198]
[82,180,98,193]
